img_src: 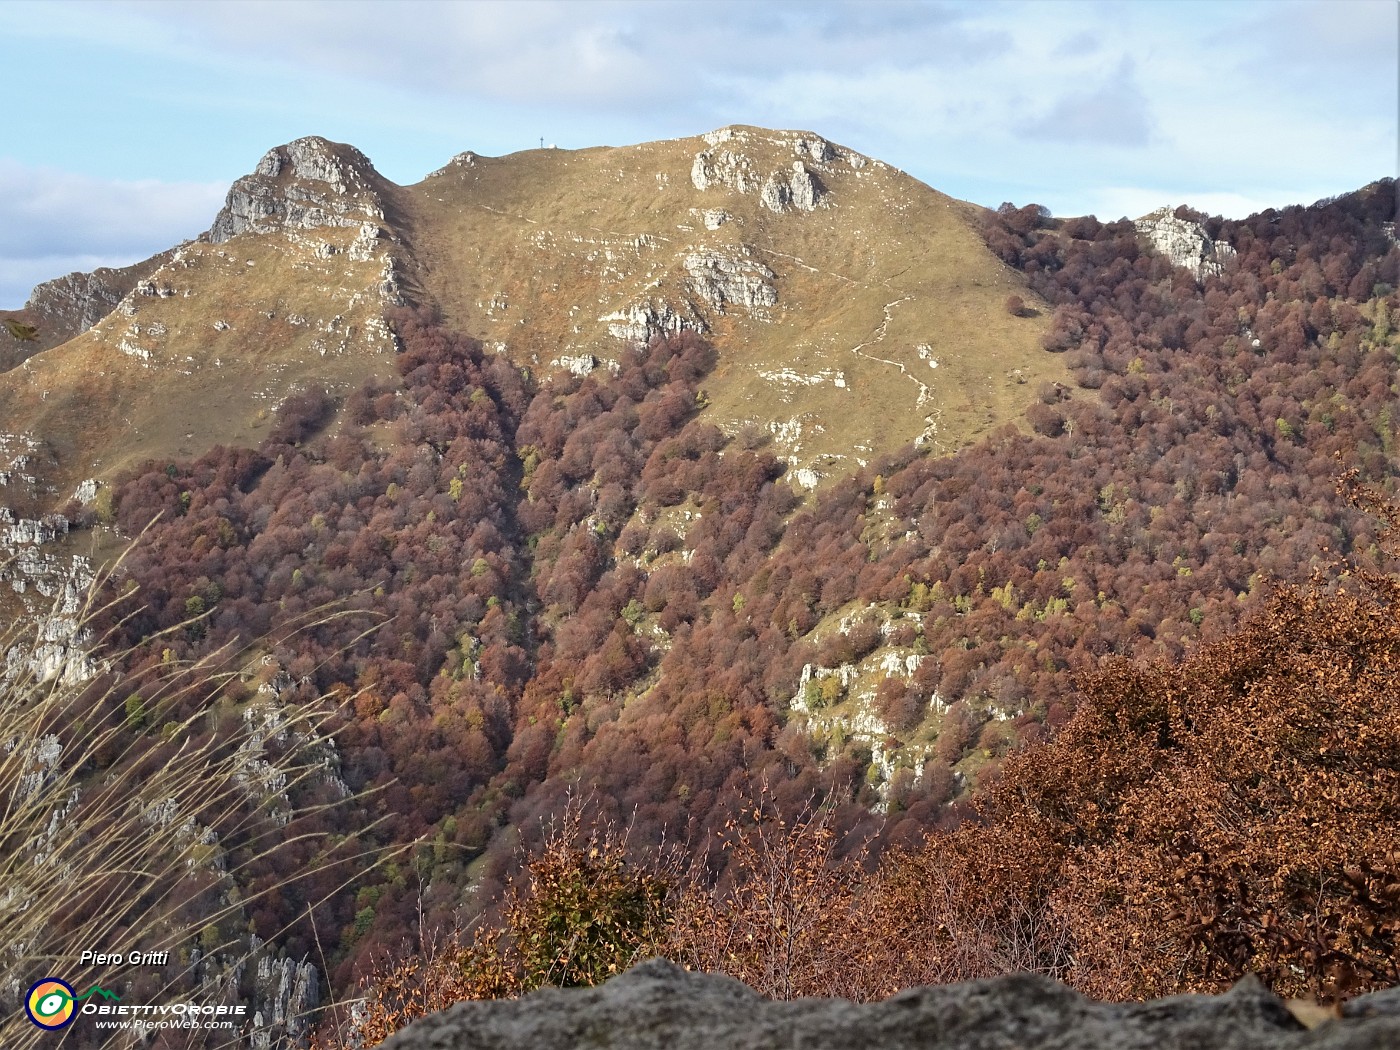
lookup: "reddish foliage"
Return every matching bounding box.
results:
[97,182,1400,1006]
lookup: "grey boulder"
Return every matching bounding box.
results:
[375,958,1400,1050]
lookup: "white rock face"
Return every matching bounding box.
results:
[8,734,63,803]
[428,150,479,176]
[0,432,98,685]
[0,542,97,686]
[250,954,320,1050]
[759,172,789,213]
[134,278,177,298]
[241,935,321,1050]
[1,510,67,547]
[602,301,706,343]
[1134,208,1236,281]
[702,127,744,147]
[878,650,924,677]
[208,136,388,244]
[691,149,759,193]
[348,223,382,262]
[683,250,777,312]
[788,164,823,211]
[793,135,836,163]
[761,163,824,214]
[691,129,843,221]
[768,417,806,448]
[553,353,599,376]
[758,368,845,389]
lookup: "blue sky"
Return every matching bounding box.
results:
[1,0,1395,309]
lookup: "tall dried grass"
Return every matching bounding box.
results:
[0,554,395,1049]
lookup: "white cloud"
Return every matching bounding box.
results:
[1022,58,1155,147]
[104,0,1010,114]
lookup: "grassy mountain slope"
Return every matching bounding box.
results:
[0,127,1063,508]
[0,220,399,500]
[3,147,1396,1043]
[399,126,1061,478]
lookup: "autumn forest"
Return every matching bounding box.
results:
[40,178,1400,1042]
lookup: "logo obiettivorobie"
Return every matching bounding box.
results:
[25,979,76,1030]
[24,980,120,1030]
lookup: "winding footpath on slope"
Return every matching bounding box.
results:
[847,295,929,405]
[752,243,857,284]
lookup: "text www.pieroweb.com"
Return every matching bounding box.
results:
[85,1002,243,1033]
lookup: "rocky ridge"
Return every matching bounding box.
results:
[377,958,1400,1050]
[0,137,406,501]
[0,250,174,368]
[1,127,1062,510]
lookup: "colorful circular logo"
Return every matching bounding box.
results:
[25,979,76,1030]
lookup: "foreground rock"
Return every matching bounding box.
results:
[377,959,1400,1050]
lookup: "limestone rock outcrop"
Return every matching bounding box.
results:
[683,250,777,312]
[1134,208,1236,281]
[8,249,174,358]
[0,431,96,685]
[691,128,833,215]
[208,136,392,244]
[192,936,321,1050]
[249,949,320,1050]
[376,958,1400,1050]
[761,162,825,214]
[601,300,706,343]
[690,147,760,194]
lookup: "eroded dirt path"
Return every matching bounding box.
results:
[847,296,932,407]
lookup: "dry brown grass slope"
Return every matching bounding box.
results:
[0,213,400,499]
[397,125,1066,483]
[0,126,1065,507]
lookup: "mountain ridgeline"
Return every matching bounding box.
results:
[1,128,1398,1044]
[0,128,1062,505]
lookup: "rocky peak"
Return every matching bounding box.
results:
[252,137,378,194]
[4,136,396,359]
[425,150,482,178]
[1134,207,1236,282]
[208,136,392,244]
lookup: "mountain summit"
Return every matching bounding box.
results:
[208,136,396,247]
[0,126,1061,506]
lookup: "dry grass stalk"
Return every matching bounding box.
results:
[1,555,398,1049]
